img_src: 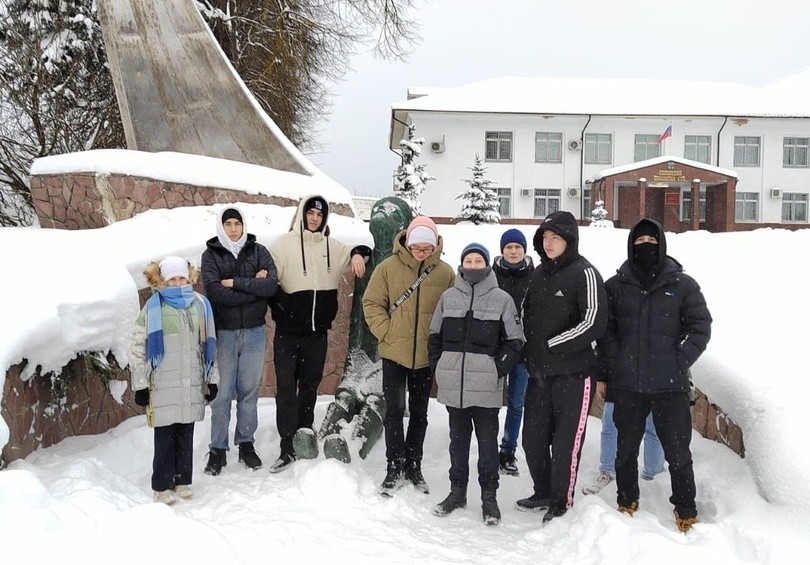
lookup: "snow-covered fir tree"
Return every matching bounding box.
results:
[589,200,614,228]
[393,124,435,214]
[455,154,501,224]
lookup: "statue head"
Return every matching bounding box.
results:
[369,196,414,264]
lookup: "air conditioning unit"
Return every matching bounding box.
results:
[520,188,533,197]
[568,139,582,151]
[769,188,782,199]
[430,141,445,153]
[567,187,581,198]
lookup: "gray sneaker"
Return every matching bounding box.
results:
[582,471,614,495]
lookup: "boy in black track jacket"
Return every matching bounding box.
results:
[517,211,607,523]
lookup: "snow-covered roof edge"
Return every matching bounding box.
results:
[391,75,810,118]
[589,155,738,181]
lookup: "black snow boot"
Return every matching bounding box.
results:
[499,450,519,476]
[378,459,405,497]
[482,488,501,526]
[432,482,467,516]
[238,442,262,470]
[404,459,430,494]
[204,448,227,476]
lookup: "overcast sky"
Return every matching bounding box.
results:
[309,0,810,197]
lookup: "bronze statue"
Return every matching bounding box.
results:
[319,197,414,462]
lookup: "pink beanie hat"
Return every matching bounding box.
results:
[406,216,439,247]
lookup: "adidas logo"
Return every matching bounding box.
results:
[555,290,564,297]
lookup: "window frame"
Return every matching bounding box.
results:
[735,191,759,222]
[532,188,562,218]
[496,187,512,218]
[584,133,612,164]
[782,192,808,222]
[783,137,809,168]
[534,132,563,163]
[733,136,761,167]
[681,189,707,222]
[582,187,592,219]
[684,135,712,164]
[485,131,513,162]
[634,134,661,162]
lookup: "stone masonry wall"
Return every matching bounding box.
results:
[30,171,354,230]
[589,387,745,458]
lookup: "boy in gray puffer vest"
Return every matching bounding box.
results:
[428,243,524,526]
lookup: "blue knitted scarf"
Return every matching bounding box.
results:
[145,285,217,380]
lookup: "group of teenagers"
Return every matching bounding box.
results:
[130,194,712,534]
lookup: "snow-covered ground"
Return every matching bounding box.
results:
[1,207,809,563]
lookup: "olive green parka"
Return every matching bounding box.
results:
[362,230,454,370]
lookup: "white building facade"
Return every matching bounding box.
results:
[389,75,810,229]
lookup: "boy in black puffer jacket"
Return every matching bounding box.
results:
[201,206,278,475]
[597,218,711,533]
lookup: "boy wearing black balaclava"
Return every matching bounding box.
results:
[596,218,713,533]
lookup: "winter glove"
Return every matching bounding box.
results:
[205,384,218,402]
[134,389,150,407]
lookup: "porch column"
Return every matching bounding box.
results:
[637,178,647,218]
[691,179,700,231]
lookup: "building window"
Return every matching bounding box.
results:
[485,131,513,162]
[782,192,808,222]
[496,188,511,218]
[684,135,712,164]
[535,132,562,163]
[733,136,761,166]
[634,134,661,162]
[783,137,809,168]
[584,133,612,164]
[583,187,592,219]
[533,188,561,218]
[681,189,707,221]
[735,191,759,221]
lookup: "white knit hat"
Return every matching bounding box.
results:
[406,226,437,247]
[159,256,189,281]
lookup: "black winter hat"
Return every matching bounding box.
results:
[222,208,243,224]
[632,219,659,241]
[533,211,579,253]
[304,196,327,214]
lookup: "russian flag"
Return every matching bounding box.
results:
[658,124,672,144]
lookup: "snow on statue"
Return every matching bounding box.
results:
[316,197,414,463]
[589,200,614,228]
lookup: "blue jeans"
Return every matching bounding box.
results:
[209,326,266,451]
[499,362,529,452]
[600,401,664,479]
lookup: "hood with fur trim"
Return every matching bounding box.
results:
[144,260,200,290]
